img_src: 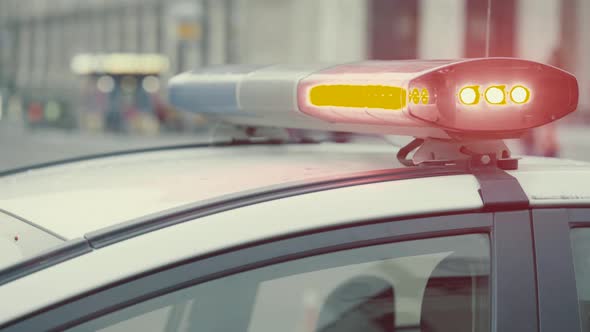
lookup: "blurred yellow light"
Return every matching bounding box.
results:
[484,85,506,105]
[71,53,170,75]
[71,54,97,75]
[410,88,420,104]
[310,85,407,110]
[420,88,429,104]
[177,23,202,41]
[459,86,479,105]
[510,85,531,104]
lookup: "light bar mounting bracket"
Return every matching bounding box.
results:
[397,138,519,170]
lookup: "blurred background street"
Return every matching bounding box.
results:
[0,0,589,171]
[2,120,590,171]
[0,121,202,171]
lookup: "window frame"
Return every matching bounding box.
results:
[2,211,537,332]
[532,208,589,332]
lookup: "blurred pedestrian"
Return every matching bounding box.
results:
[541,47,564,157]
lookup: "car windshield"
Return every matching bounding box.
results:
[0,0,588,172]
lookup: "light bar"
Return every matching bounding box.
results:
[169,58,578,140]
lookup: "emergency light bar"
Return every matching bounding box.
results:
[169,58,578,140]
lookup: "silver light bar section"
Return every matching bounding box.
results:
[168,64,450,139]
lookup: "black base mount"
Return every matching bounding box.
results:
[397,138,519,170]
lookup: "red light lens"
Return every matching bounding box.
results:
[408,58,577,137]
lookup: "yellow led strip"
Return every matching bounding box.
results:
[409,88,429,105]
[310,85,407,110]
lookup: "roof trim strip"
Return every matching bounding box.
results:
[85,166,469,249]
[0,238,92,287]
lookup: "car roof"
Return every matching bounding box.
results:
[0,142,400,239]
[1,141,590,240]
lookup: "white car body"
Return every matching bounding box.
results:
[0,142,589,330]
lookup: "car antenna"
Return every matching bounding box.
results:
[485,0,492,57]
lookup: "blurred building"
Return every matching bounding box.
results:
[0,0,225,131]
[0,0,588,130]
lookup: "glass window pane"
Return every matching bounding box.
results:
[68,233,490,332]
[571,228,590,331]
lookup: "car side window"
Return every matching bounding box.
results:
[68,234,490,332]
[571,228,590,331]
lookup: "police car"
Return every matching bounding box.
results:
[0,58,588,332]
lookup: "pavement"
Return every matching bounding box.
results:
[0,120,589,172]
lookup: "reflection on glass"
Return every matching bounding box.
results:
[571,228,590,331]
[68,233,490,332]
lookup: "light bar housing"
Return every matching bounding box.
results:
[169,58,578,140]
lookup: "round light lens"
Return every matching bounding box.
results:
[485,86,506,105]
[510,85,530,104]
[459,86,479,105]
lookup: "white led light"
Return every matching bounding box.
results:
[510,86,530,104]
[460,87,477,105]
[485,86,506,104]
